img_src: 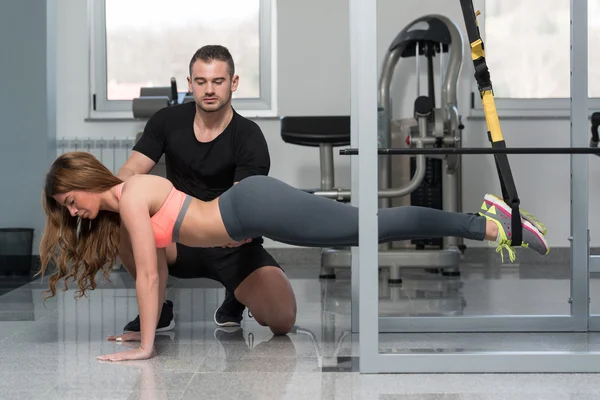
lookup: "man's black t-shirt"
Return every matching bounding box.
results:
[133,102,271,202]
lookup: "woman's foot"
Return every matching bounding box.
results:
[480,195,550,262]
[482,194,547,236]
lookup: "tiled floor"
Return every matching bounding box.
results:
[1,254,600,399]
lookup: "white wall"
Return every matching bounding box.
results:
[53,0,599,249]
[1,1,56,257]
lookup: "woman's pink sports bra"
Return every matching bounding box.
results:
[116,182,189,248]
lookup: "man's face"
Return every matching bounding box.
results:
[187,60,238,113]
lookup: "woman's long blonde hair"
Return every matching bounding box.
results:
[38,151,123,300]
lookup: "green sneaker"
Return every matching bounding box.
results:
[479,195,550,263]
[482,194,547,236]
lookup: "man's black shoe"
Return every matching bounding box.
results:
[214,290,245,327]
[123,300,175,332]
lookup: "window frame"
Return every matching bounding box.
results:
[468,0,600,118]
[87,0,277,119]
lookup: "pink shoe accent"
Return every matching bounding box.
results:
[486,197,549,253]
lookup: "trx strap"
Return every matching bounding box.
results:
[459,0,523,246]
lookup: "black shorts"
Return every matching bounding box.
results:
[168,239,283,292]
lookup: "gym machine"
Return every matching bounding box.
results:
[131,77,194,119]
[280,15,466,282]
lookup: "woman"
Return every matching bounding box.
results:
[39,152,548,362]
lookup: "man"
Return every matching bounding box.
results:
[117,45,297,335]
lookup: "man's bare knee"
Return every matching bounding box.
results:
[249,310,293,331]
[246,309,268,327]
[269,309,296,335]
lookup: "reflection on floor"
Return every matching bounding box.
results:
[1,253,600,399]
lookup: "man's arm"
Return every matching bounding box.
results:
[233,124,271,182]
[117,151,158,181]
[118,110,169,180]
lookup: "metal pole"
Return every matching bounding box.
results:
[570,0,590,329]
[349,0,360,335]
[340,147,600,155]
[349,0,379,372]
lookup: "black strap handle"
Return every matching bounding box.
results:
[460,0,524,246]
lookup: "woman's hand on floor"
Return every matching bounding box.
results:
[97,332,154,361]
[97,346,156,362]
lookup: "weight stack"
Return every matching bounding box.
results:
[410,157,443,248]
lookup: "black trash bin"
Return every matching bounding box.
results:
[0,228,34,276]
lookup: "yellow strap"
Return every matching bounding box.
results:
[481,91,504,143]
[470,39,485,60]
[469,15,504,144]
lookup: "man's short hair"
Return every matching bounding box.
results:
[189,45,235,78]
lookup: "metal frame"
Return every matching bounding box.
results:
[349,0,361,334]
[352,0,600,373]
[590,253,600,330]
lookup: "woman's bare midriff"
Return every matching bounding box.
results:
[176,197,233,248]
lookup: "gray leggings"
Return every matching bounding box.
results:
[218,175,487,247]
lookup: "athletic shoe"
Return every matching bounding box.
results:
[482,194,547,236]
[214,290,245,327]
[123,300,175,332]
[479,195,550,262]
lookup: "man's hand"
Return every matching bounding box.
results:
[221,182,252,248]
[222,238,252,248]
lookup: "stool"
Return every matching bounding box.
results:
[280,116,350,192]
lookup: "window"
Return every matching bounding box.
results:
[471,0,600,113]
[89,0,276,117]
